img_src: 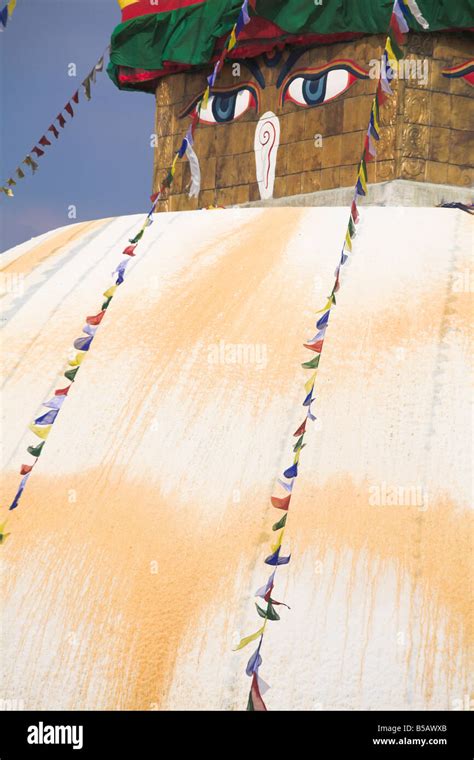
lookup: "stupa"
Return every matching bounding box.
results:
[1,1,472,711]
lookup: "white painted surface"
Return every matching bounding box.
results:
[1,207,472,710]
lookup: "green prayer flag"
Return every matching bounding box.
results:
[256,602,280,621]
[272,514,287,531]
[293,435,306,452]
[302,355,320,369]
[27,441,45,457]
[129,230,144,244]
[64,367,79,382]
[389,30,404,60]
[82,76,92,100]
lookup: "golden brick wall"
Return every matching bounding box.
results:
[399,34,473,187]
[152,33,473,210]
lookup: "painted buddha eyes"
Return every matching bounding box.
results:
[191,85,258,124]
[181,61,367,124]
[284,69,354,106]
[281,62,367,108]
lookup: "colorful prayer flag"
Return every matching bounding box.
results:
[265,549,291,567]
[234,626,265,651]
[27,442,45,457]
[29,424,52,440]
[270,495,291,511]
[247,673,267,711]
[33,410,58,426]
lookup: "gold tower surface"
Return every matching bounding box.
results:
[152,34,473,210]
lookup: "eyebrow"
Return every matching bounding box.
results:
[276,48,312,88]
[235,58,266,88]
[235,47,313,90]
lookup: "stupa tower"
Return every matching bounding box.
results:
[109,0,473,210]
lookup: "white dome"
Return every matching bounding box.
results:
[1,207,471,710]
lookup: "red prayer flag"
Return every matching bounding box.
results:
[72,90,79,104]
[55,385,71,396]
[271,495,291,511]
[263,580,277,603]
[39,135,51,147]
[31,146,45,158]
[57,113,66,128]
[264,588,289,608]
[20,464,33,475]
[65,102,74,118]
[303,340,323,353]
[351,201,359,224]
[49,124,60,139]
[249,674,267,711]
[191,110,199,137]
[123,245,137,256]
[294,420,307,437]
[376,83,388,106]
[389,14,406,45]
[86,310,105,326]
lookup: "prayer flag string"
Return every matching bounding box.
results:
[0,48,109,197]
[234,0,429,712]
[1,1,254,525]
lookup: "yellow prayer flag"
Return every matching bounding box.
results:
[304,372,317,395]
[68,352,85,367]
[170,152,179,178]
[271,530,284,554]
[29,424,52,440]
[23,155,39,173]
[233,625,265,651]
[371,101,380,134]
[345,230,353,252]
[103,285,117,299]
[0,521,11,544]
[227,27,237,51]
[358,166,368,194]
[315,297,333,314]
[384,37,397,69]
[294,450,301,465]
[7,0,17,15]
[201,86,210,109]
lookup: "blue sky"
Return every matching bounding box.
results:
[0,0,155,251]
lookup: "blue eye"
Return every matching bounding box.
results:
[212,93,238,122]
[301,76,327,105]
[197,87,257,125]
[283,68,356,108]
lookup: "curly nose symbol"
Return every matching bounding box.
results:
[254,111,280,200]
